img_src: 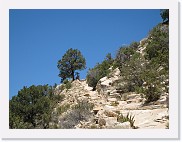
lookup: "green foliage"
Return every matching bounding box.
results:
[105,53,114,65]
[129,41,139,49]
[145,24,169,71]
[65,81,72,90]
[135,86,144,94]
[113,45,136,70]
[143,85,161,103]
[122,93,128,101]
[86,68,100,90]
[111,101,119,106]
[117,112,135,128]
[72,100,94,111]
[57,48,86,82]
[160,9,169,23]
[118,52,145,93]
[63,79,69,84]
[58,100,94,129]
[9,85,61,129]
[57,104,70,114]
[112,24,168,104]
[86,53,113,90]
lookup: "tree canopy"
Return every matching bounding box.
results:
[57,48,86,82]
[9,85,63,129]
[160,9,169,23]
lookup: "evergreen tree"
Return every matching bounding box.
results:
[9,85,56,129]
[160,9,169,23]
[57,48,86,82]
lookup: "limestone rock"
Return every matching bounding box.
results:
[114,121,131,129]
[54,63,168,129]
[104,110,118,117]
[104,117,117,126]
[98,118,106,126]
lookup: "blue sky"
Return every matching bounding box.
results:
[10,9,162,99]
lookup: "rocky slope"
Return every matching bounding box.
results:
[53,35,169,129]
[53,68,168,129]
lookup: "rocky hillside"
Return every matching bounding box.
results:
[52,68,168,129]
[51,29,169,129]
[9,18,169,129]
[47,24,169,129]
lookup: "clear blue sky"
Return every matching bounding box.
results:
[10,9,162,99]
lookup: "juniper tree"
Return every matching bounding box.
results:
[57,48,86,82]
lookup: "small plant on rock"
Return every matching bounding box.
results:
[57,104,70,114]
[65,81,72,90]
[117,112,135,128]
[111,101,119,106]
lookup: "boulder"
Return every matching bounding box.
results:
[114,121,131,129]
[104,110,118,117]
[114,68,120,76]
[104,117,118,126]
[104,105,117,111]
[140,38,148,46]
[107,98,117,102]
[98,118,106,126]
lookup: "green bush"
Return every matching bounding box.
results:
[58,100,94,129]
[135,86,144,94]
[9,85,55,129]
[111,101,119,106]
[86,54,113,90]
[145,24,169,71]
[63,79,69,84]
[65,81,72,90]
[117,112,135,128]
[57,104,70,114]
[143,85,161,103]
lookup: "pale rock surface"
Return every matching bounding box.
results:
[55,53,169,129]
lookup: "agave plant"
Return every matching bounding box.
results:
[117,112,135,128]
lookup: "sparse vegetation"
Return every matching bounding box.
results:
[9,10,169,129]
[117,112,135,128]
[111,101,119,106]
[57,104,70,114]
[58,100,94,129]
[86,53,113,90]
[65,81,72,90]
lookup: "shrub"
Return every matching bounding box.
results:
[129,41,139,49]
[86,68,100,90]
[117,112,135,128]
[65,81,72,90]
[57,104,70,114]
[143,85,161,103]
[63,79,69,84]
[122,93,128,101]
[58,100,94,129]
[114,46,136,70]
[59,84,65,91]
[145,24,169,71]
[135,86,144,94]
[86,56,112,90]
[111,101,119,106]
